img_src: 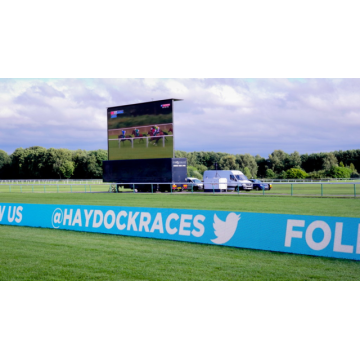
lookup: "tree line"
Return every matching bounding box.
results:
[0,147,107,179]
[175,149,360,179]
[0,146,359,180]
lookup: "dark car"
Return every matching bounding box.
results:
[250,179,272,191]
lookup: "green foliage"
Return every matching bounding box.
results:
[2,146,108,179]
[2,145,360,180]
[269,150,289,173]
[328,166,352,179]
[307,170,327,179]
[0,150,10,169]
[265,169,276,178]
[339,161,345,167]
[219,155,238,170]
[235,154,258,178]
[288,151,302,169]
[243,167,252,178]
[0,150,10,178]
[323,153,338,171]
[187,166,203,179]
[278,170,287,179]
[286,168,308,179]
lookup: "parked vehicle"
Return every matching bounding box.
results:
[186,177,204,191]
[250,179,272,191]
[171,183,188,192]
[203,170,253,191]
[204,177,227,192]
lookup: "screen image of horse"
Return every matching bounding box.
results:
[108,124,174,160]
[107,99,175,161]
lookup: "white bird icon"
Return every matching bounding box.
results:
[211,213,241,244]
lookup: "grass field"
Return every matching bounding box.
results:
[0,181,359,198]
[1,193,360,280]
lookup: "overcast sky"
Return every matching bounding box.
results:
[0,78,359,158]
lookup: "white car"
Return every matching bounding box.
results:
[186,177,204,191]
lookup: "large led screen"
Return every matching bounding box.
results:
[107,99,175,160]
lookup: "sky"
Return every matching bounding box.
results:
[0,78,360,158]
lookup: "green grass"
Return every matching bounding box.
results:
[0,183,111,193]
[108,136,173,160]
[1,225,360,280]
[265,183,359,197]
[1,192,359,217]
[1,180,358,197]
[1,192,360,280]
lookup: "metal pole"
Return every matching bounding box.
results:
[354,184,356,198]
[291,183,293,196]
[151,184,153,194]
[321,183,323,197]
[263,185,265,196]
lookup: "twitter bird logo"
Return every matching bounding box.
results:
[211,213,241,244]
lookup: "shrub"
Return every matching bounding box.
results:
[286,168,308,179]
[265,169,276,178]
[328,166,352,179]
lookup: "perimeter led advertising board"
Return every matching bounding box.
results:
[107,99,175,160]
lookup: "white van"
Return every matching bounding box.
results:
[204,177,227,192]
[203,170,253,191]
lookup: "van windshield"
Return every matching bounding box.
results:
[235,175,249,181]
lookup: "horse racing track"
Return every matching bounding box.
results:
[108,135,174,160]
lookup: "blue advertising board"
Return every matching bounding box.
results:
[1,203,360,260]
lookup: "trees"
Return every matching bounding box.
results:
[48,148,75,179]
[243,167,252,179]
[219,155,238,170]
[0,150,10,179]
[288,151,302,169]
[268,150,289,173]
[86,150,107,178]
[265,169,276,178]
[2,146,360,180]
[322,153,338,171]
[235,154,258,178]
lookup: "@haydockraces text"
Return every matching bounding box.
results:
[191,335,351,350]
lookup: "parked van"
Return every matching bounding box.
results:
[203,170,253,191]
[204,177,227,192]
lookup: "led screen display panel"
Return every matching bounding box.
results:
[107,99,176,160]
